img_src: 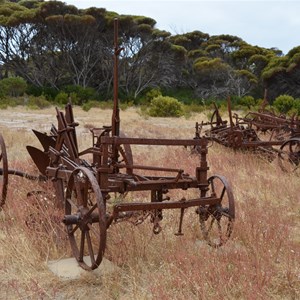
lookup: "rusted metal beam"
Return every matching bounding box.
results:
[100,136,207,146]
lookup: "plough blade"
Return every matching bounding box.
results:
[32,129,56,151]
[26,146,50,176]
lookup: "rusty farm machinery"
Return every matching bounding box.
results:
[194,97,300,173]
[0,19,235,271]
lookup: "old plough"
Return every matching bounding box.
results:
[0,19,235,271]
[195,97,300,172]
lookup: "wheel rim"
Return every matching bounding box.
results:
[0,134,8,209]
[199,175,235,248]
[278,138,300,174]
[65,167,107,270]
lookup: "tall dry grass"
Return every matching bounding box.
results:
[0,106,299,299]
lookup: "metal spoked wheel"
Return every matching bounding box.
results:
[64,167,107,270]
[199,175,235,248]
[278,137,300,174]
[0,134,8,209]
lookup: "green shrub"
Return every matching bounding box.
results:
[239,95,256,109]
[148,96,184,117]
[69,92,79,105]
[145,88,162,102]
[26,85,58,101]
[291,98,300,116]
[273,95,295,114]
[162,88,196,105]
[183,103,206,115]
[0,96,24,107]
[26,95,51,109]
[62,85,98,105]
[55,92,69,105]
[82,100,100,112]
[0,77,27,97]
[0,103,8,109]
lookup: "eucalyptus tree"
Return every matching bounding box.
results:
[0,0,81,87]
[201,35,257,97]
[192,57,233,98]
[43,5,112,89]
[168,31,210,89]
[117,15,179,99]
[262,46,300,100]
[205,34,243,62]
[0,1,37,79]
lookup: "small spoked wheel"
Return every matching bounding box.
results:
[0,134,8,209]
[64,167,107,270]
[278,137,300,174]
[199,175,235,248]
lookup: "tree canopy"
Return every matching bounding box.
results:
[0,0,299,102]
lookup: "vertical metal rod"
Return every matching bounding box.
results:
[175,208,184,236]
[112,18,120,138]
[111,18,122,169]
[227,96,234,129]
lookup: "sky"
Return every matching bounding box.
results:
[62,0,300,55]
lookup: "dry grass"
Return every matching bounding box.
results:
[0,106,299,299]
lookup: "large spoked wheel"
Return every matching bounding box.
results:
[64,167,107,270]
[278,137,300,174]
[198,175,235,248]
[0,134,8,209]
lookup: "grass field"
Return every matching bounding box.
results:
[0,106,299,299]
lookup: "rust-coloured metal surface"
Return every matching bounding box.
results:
[196,96,300,171]
[0,19,236,270]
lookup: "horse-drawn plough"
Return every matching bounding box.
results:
[195,97,300,173]
[0,19,235,270]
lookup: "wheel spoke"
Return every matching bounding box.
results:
[207,216,215,233]
[220,210,231,219]
[86,229,96,265]
[79,230,85,262]
[69,224,79,235]
[220,187,226,200]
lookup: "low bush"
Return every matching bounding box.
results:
[26,85,58,101]
[26,95,52,109]
[144,88,162,103]
[148,96,184,117]
[239,95,256,109]
[82,100,101,112]
[273,94,295,114]
[183,103,206,116]
[291,98,300,115]
[0,96,25,108]
[54,92,69,105]
[0,77,27,97]
[62,85,98,105]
